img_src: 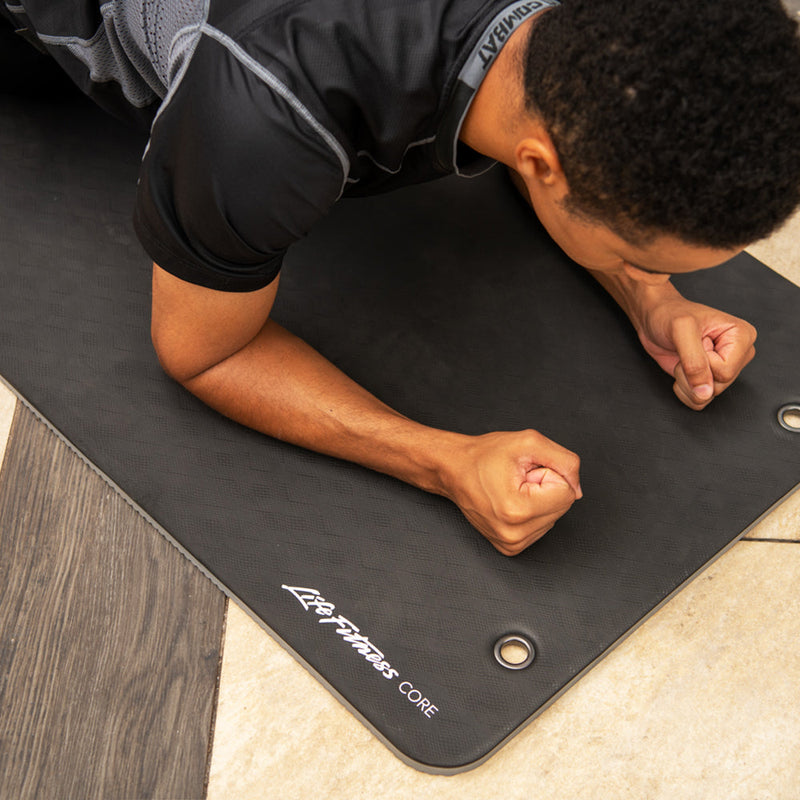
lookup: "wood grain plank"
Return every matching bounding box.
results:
[0,403,226,799]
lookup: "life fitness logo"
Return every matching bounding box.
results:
[282,585,440,720]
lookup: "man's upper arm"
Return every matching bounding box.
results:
[133,34,346,294]
[150,262,280,384]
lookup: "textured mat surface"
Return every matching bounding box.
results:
[1,92,798,772]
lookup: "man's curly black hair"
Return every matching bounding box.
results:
[523,0,800,248]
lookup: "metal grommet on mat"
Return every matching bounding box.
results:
[494,634,535,670]
[777,404,800,432]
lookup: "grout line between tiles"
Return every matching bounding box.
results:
[741,537,800,543]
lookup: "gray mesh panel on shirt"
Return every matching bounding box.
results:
[120,0,207,89]
[33,0,207,106]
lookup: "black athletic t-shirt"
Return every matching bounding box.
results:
[133,0,560,291]
[12,0,558,291]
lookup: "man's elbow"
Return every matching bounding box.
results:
[150,261,279,385]
[151,325,183,384]
[150,320,206,386]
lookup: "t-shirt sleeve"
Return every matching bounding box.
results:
[133,34,349,292]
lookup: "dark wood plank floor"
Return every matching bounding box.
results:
[0,403,226,799]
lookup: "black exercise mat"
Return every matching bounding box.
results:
[1,90,798,773]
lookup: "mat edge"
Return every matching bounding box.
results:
[468,478,800,769]
[2,371,797,775]
[0,374,466,774]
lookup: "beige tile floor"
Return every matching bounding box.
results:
[0,217,797,799]
[205,213,800,800]
[0,386,14,469]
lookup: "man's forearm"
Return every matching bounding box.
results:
[178,316,584,554]
[182,318,463,496]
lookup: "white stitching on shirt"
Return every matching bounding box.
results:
[356,136,436,175]
[200,23,351,199]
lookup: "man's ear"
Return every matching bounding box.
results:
[513,123,564,188]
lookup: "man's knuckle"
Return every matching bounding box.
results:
[493,527,520,547]
[497,505,529,527]
[521,429,541,446]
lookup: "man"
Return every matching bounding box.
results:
[6,0,800,554]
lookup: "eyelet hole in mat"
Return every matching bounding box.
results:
[778,404,800,432]
[494,634,535,670]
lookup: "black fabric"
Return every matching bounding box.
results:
[134,0,556,290]
[1,92,798,772]
[15,0,556,290]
